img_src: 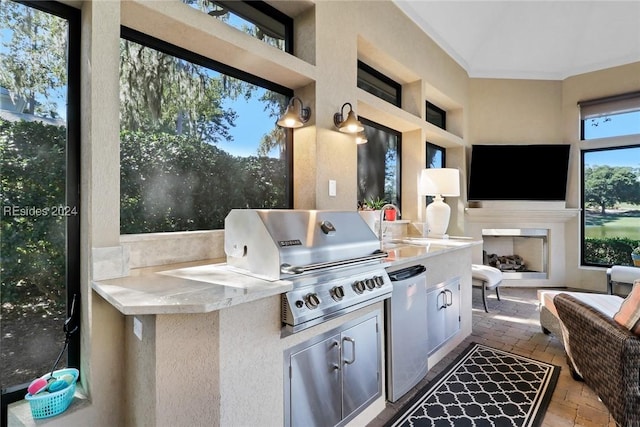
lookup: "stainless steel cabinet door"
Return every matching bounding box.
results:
[386,269,429,402]
[427,286,447,352]
[290,334,342,427]
[427,277,460,354]
[341,316,380,418]
[442,280,460,343]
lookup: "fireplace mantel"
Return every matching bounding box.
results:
[465,208,579,223]
[464,203,578,287]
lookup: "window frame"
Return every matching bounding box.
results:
[580,144,640,268]
[578,92,640,268]
[119,26,295,228]
[212,0,294,53]
[425,142,446,205]
[425,101,446,130]
[0,0,80,421]
[357,117,402,208]
[357,60,402,108]
[579,91,640,140]
[426,142,446,169]
[121,26,294,101]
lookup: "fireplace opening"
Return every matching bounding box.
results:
[481,228,548,280]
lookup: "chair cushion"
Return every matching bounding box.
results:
[472,264,502,286]
[614,279,640,335]
[609,266,640,284]
[538,290,623,319]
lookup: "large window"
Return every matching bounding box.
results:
[119,28,293,234]
[1,1,80,420]
[579,93,640,267]
[357,118,401,208]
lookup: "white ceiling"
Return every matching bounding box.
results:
[393,1,640,80]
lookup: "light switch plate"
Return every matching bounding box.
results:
[329,180,336,197]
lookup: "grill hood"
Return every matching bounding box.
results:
[224,209,385,280]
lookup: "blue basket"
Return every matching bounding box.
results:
[24,368,79,419]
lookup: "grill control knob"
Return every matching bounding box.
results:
[365,278,376,290]
[352,280,366,294]
[374,276,385,287]
[330,286,345,301]
[304,293,321,309]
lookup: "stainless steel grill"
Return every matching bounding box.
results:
[224,209,393,333]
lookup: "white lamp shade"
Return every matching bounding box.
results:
[419,168,460,197]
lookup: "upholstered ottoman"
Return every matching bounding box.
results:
[607,265,640,295]
[538,289,624,346]
[472,264,503,312]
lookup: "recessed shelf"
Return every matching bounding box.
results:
[356,89,464,147]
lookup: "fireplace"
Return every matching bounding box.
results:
[481,228,548,280]
[465,204,579,287]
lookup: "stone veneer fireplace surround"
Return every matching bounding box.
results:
[465,202,579,287]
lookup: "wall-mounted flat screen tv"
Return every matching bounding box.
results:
[467,144,571,201]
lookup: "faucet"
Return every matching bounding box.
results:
[379,204,401,247]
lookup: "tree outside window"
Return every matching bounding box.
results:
[1,0,80,412]
[119,31,292,234]
[582,145,640,266]
[580,93,640,267]
[357,119,400,209]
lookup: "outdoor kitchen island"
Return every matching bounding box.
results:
[91,236,478,427]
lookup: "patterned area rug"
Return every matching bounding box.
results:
[385,343,560,427]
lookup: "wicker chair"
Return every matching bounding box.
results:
[554,293,640,427]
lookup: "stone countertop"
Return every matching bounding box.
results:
[92,238,481,316]
[92,261,292,315]
[382,237,481,264]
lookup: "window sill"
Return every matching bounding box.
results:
[7,386,89,426]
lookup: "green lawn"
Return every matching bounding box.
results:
[585,208,640,240]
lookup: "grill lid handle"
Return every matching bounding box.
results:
[280,251,388,274]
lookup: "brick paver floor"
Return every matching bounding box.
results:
[368,287,617,427]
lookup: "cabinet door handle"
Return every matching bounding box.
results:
[342,336,356,365]
[438,290,447,309]
[331,340,341,370]
[445,289,453,307]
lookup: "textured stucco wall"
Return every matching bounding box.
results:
[38,0,640,424]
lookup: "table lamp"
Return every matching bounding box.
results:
[419,168,460,237]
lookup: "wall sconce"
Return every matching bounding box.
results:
[419,168,460,237]
[333,102,364,133]
[355,131,368,144]
[276,96,311,128]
